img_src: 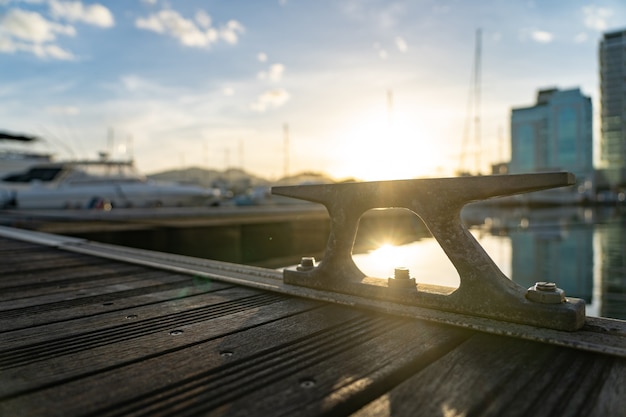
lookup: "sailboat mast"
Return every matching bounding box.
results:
[474,28,482,175]
[459,28,482,176]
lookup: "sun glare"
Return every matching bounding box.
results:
[330,106,449,181]
[353,240,461,288]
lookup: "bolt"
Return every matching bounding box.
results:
[300,378,316,388]
[388,266,417,290]
[535,281,557,292]
[297,256,316,271]
[526,281,565,304]
[394,267,410,280]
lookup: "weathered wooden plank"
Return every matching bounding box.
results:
[0,295,316,398]
[214,320,471,417]
[1,286,263,347]
[0,272,197,312]
[351,332,626,417]
[0,238,43,252]
[0,304,471,417]
[0,268,185,300]
[0,303,354,416]
[0,279,234,332]
[0,248,103,275]
[0,269,201,302]
[0,261,147,290]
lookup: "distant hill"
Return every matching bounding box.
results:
[147,167,338,193]
[273,171,339,185]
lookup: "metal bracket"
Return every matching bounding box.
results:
[272,172,585,331]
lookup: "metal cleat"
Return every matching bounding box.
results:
[272,172,586,331]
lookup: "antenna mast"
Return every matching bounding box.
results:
[474,28,482,174]
[459,28,482,175]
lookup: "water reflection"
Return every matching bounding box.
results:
[353,206,626,320]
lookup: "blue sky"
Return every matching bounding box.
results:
[1,0,625,180]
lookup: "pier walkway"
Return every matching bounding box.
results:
[0,226,625,417]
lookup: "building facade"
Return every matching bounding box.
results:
[509,88,593,199]
[599,29,626,188]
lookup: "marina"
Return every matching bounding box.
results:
[1,174,626,416]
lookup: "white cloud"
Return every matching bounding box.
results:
[250,89,290,112]
[136,9,243,48]
[195,10,211,29]
[136,10,217,47]
[39,42,74,59]
[222,87,234,96]
[0,35,74,60]
[219,19,244,44]
[257,52,267,62]
[48,0,115,27]
[0,8,74,43]
[395,36,407,53]
[0,35,17,53]
[341,2,405,30]
[519,28,553,44]
[531,30,553,43]
[574,32,588,44]
[120,74,169,93]
[0,8,76,59]
[583,6,613,31]
[257,63,285,82]
[268,63,284,81]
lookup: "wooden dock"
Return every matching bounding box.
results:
[1,226,625,417]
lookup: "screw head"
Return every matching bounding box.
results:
[299,378,316,388]
[297,257,316,271]
[526,281,565,304]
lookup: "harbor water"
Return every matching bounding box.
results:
[354,204,626,321]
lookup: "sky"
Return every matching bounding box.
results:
[1,0,625,181]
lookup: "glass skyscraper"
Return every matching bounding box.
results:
[510,88,593,194]
[600,29,626,187]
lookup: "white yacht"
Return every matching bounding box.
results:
[0,131,53,178]
[0,159,221,209]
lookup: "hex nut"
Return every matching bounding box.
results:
[297,257,316,271]
[526,281,565,304]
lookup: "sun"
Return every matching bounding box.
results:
[328,106,448,181]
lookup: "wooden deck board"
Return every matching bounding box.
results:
[352,333,626,417]
[0,234,624,416]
